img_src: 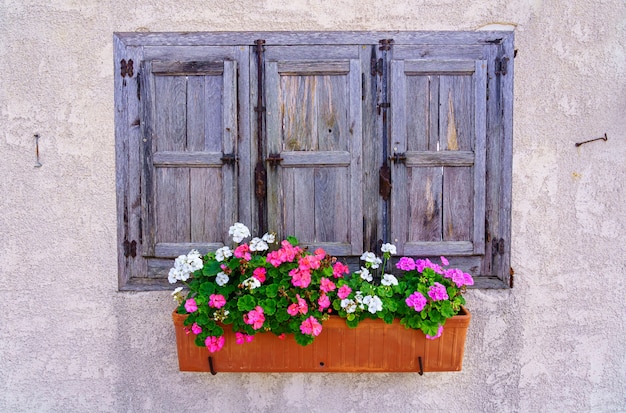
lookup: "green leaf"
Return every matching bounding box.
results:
[286,236,299,246]
[203,260,222,276]
[199,282,215,296]
[295,332,314,346]
[237,295,257,312]
[265,284,279,298]
[260,299,277,315]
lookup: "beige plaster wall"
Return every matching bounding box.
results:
[1,1,625,412]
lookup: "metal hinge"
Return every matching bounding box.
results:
[120,59,134,78]
[492,238,505,255]
[123,239,137,258]
[266,153,283,166]
[220,153,238,165]
[509,267,515,288]
[254,162,267,200]
[495,56,509,76]
[389,152,406,164]
[379,162,391,200]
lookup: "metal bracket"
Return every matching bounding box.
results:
[495,56,509,76]
[123,240,137,258]
[120,59,134,78]
[254,162,267,200]
[266,153,283,166]
[389,152,406,164]
[220,153,238,165]
[208,356,217,375]
[418,356,424,375]
[379,162,391,201]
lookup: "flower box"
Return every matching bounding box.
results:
[172,306,470,373]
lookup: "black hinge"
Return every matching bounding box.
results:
[266,153,283,166]
[509,267,515,288]
[136,72,141,100]
[254,162,266,200]
[389,152,406,164]
[495,56,509,76]
[379,162,391,200]
[492,238,505,255]
[123,239,137,258]
[120,59,134,78]
[220,153,238,165]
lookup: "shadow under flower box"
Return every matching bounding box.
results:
[173,307,470,373]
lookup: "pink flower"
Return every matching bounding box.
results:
[209,294,226,308]
[426,325,444,340]
[191,323,202,335]
[314,248,326,260]
[319,277,336,293]
[184,298,198,313]
[243,306,265,330]
[287,294,308,316]
[235,332,255,344]
[406,291,427,312]
[318,294,331,310]
[427,282,449,301]
[205,335,225,353]
[332,262,350,278]
[445,268,474,287]
[300,316,323,336]
[252,267,267,283]
[289,268,311,288]
[337,285,352,300]
[440,256,449,266]
[278,333,286,340]
[234,244,251,261]
[266,241,301,266]
[396,257,416,271]
[299,254,321,271]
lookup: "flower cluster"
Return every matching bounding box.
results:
[171,224,472,353]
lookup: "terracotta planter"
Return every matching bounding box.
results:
[172,307,470,373]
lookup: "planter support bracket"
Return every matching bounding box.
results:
[418,356,424,375]
[208,356,217,375]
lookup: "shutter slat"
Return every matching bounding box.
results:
[153,151,224,166]
[152,60,224,75]
[277,61,350,75]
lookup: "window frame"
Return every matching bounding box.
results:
[114,31,514,291]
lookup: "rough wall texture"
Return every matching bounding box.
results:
[1,1,625,412]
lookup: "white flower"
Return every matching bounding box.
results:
[381,273,398,286]
[360,252,382,269]
[168,250,203,283]
[362,295,383,314]
[354,291,365,310]
[241,277,261,290]
[356,267,373,282]
[215,246,232,262]
[381,243,397,255]
[340,299,357,314]
[228,222,251,243]
[262,232,276,244]
[249,237,269,252]
[171,287,184,303]
[215,271,229,286]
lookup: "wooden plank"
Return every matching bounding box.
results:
[265,61,284,239]
[393,44,485,60]
[190,168,222,243]
[155,167,191,243]
[152,151,223,166]
[116,31,514,47]
[281,151,351,166]
[473,60,487,254]
[314,167,348,243]
[221,60,239,238]
[265,45,359,61]
[155,242,224,258]
[154,75,187,152]
[405,151,475,166]
[203,75,224,152]
[347,58,363,254]
[404,60,476,75]
[403,241,473,256]
[152,60,224,75]
[140,61,157,257]
[408,167,443,242]
[277,61,350,75]
[143,45,241,61]
[317,74,349,152]
[293,168,315,242]
[298,242,352,256]
[404,74,429,151]
[281,75,317,151]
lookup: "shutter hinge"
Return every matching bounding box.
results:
[371,57,383,76]
[254,162,266,200]
[266,153,283,166]
[389,152,406,164]
[495,56,509,76]
[509,267,515,288]
[220,153,238,165]
[492,238,505,255]
[123,239,137,258]
[379,162,391,201]
[136,71,141,100]
[120,59,134,78]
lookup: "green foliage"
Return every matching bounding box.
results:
[171,224,472,353]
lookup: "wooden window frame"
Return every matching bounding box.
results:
[114,31,514,291]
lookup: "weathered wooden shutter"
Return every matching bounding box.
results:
[139,59,238,277]
[389,58,487,271]
[265,46,363,256]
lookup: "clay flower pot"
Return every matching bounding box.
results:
[172,306,470,374]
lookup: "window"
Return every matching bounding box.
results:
[114,31,514,290]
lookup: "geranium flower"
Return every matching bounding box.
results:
[243,306,265,330]
[427,282,449,301]
[332,262,349,278]
[426,325,444,340]
[406,292,427,312]
[209,294,226,308]
[191,323,202,335]
[337,285,352,300]
[381,273,398,286]
[319,277,336,293]
[381,243,397,255]
[184,298,198,313]
[300,316,322,336]
[252,267,267,283]
[215,271,229,286]
[228,222,251,243]
[396,257,416,271]
[205,336,225,353]
[287,294,308,316]
[215,246,232,262]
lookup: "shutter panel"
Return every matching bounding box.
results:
[390,59,487,268]
[265,47,363,256]
[140,59,238,278]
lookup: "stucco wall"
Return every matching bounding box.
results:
[1,1,625,412]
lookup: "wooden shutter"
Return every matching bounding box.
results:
[139,59,238,278]
[265,46,363,256]
[389,58,487,270]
